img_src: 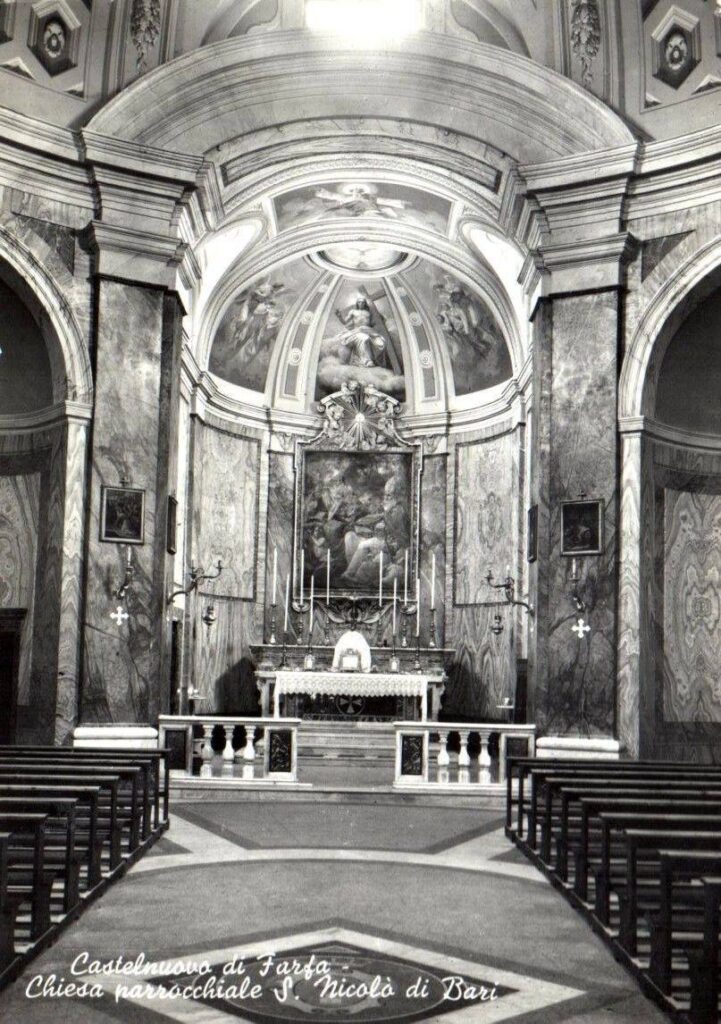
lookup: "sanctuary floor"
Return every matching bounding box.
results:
[0,796,670,1024]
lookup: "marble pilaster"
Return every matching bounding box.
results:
[81,280,180,725]
[530,291,620,737]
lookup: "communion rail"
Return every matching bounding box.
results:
[158,716,302,783]
[394,722,536,789]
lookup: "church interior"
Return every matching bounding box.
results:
[2,0,721,1021]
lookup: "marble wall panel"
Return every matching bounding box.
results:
[532,293,618,738]
[447,429,518,719]
[193,425,260,599]
[453,433,515,605]
[265,451,298,644]
[0,470,40,706]
[662,488,721,724]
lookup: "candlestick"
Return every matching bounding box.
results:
[283,575,290,633]
[416,577,420,637]
[299,549,304,604]
[272,548,278,605]
[431,552,436,610]
[404,549,408,604]
[392,578,397,636]
[379,551,383,607]
[309,575,314,632]
[326,549,330,603]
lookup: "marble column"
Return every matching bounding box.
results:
[529,290,620,738]
[80,280,183,725]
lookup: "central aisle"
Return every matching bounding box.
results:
[0,798,669,1024]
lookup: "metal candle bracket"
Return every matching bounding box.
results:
[485,571,535,636]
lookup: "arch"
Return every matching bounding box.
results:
[0,227,93,408]
[87,33,635,164]
[619,234,721,421]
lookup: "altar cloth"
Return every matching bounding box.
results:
[270,670,445,719]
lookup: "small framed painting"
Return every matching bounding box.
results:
[561,499,604,556]
[166,495,178,555]
[527,505,538,563]
[100,485,145,545]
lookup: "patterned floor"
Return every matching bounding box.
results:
[0,798,670,1024]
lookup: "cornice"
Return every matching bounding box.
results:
[519,144,639,193]
[0,400,93,436]
[638,123,721,177]
[81,130,204,185]
[618,416,721,453]
[0,107,82,164]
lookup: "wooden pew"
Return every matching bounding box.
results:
[0,813,53,941]
[0,747,169,831]
[0,798,81,914]
[687,875,721,1024]
[0,830,25,974]
[558,791,721,895]
[532,767,721,860]
[0,763,142,853]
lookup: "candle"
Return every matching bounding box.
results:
[404,549,408,605]
[326,549,331,603]
[126,545,132,567]
[392,578,397,635]
[431,553,436,610]
[416,577,420,637]
[309,575,314,630]
[283,576,290,632]
[272,548,278,605]
[505,563,511,579]
[571,558,578,579]
[299,549,304,604]
[379,551,384,607]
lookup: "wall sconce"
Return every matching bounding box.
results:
[568,558,585,613]
[485,570,534,636]
[114,545,135,602]
[167,560,223,604]
[202,603,217,637]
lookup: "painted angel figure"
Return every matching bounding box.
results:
[434,274,494,358]
[330,296,392,369]
[231,279,285,361]
[314,182,408,219]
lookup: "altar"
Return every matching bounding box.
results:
[257,668,446,721]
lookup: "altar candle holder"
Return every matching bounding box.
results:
[414,632,422,674]
[389,631,399,673]
[429,606,437,649]
[279,631,289,669]
[323,606,331,647]
[400,602,417,648]
[269,602,278,645]
[291,598,311,645]
[304,614,315,670]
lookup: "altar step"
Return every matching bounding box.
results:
[298,721,396,768]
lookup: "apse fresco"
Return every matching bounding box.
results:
[402,262,512,396]
[314,280,406,401]
[274,180,452,234]
[209,260,318,391]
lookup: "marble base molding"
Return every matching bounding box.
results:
[536,736,620,759]
[73,725,159,750]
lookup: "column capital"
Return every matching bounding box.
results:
[531,231,639,298]
[82,221,189,291]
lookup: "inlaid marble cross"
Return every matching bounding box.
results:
[572,618,591,639]
[110,605,129,626]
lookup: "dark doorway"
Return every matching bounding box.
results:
[0,610,26,745]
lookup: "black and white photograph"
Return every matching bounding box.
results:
[0,1,720,1023]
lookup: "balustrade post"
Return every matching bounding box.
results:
[239,725,257,780]
[437,730,450,784]
[221,724,235,775]
[498,732,508,783]
[458,730,471,784]
[478,731,492,785]
[200,723,215,777]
